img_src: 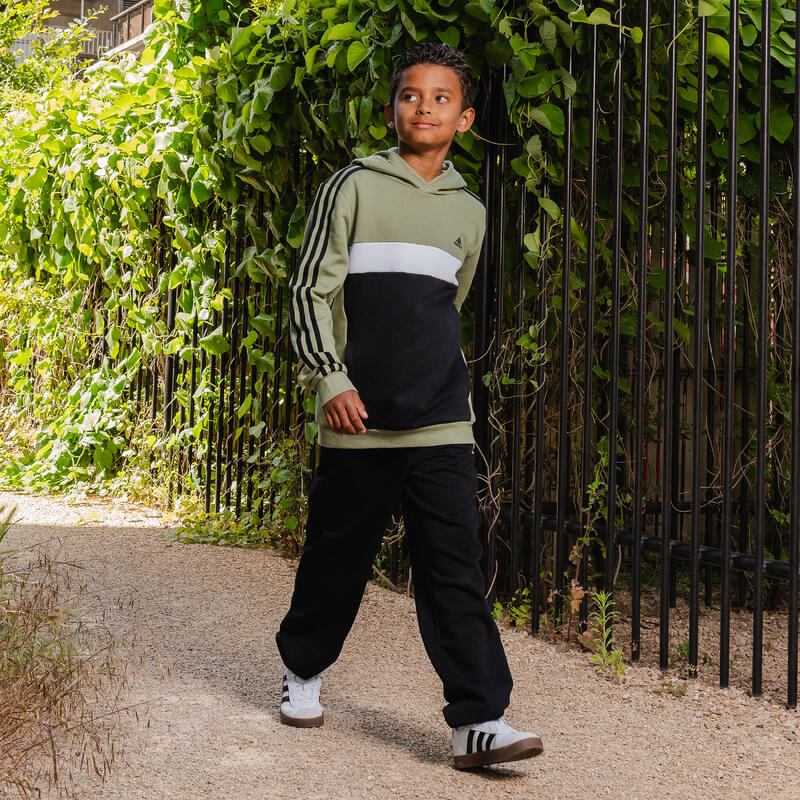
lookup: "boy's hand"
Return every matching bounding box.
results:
[323,390,368,435]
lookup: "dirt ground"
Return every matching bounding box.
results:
[1,489,798,800]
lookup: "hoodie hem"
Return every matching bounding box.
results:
[318,420,475,449]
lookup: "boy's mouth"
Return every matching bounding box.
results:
[412,122,436,128]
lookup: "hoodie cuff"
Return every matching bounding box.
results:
[316,371,357,407]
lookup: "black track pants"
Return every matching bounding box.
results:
[275,443,513,728]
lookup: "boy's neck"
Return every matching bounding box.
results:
[396,142,448,183]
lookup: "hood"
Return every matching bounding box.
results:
[353,147,467,193]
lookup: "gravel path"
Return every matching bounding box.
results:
[1,489,798,800]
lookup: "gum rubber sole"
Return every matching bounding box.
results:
[453,736,544,770]
[280,710,324,728]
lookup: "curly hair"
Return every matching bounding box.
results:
[388,43,475,111]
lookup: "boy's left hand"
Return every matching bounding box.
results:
[323,390,369,435]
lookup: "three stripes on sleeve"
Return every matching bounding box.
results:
[289,165,364,386]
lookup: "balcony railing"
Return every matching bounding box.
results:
[12,26,115,63]
[110,0,154,49]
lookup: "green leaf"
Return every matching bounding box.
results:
[559,7,602,29]
[248,350,275,372]
[94,444,114,471]
[191,177,213,206]
[305,44,321,72]
[304,420,319,444]
[516,71,555,98]
[251,313,276,338]
[740,24,757,48]
[570,217,587,252]
[250,420,266,438]
[274,468,292,483]
[287,200,307,248]
[560,68,576,99]
[230,26,254,58]
[347,40,369,71]
[706,32,729,65]
[436,26,460,47]
[327,21,360,41]
[237,394,253,419]
[674,319,691,344]
[216,75,239,103]
[539,20,557,53]
[269,62,293,91]
[770,107,793,143]
[401,12,418,39]
[199,326,230,355]
[530,103,565,135]
[539,197,561,220]
[698,0,725,17]
[588,8,612,25]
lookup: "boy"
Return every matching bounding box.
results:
[275,43,544,770]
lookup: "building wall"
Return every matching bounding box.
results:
[47,1,120,33]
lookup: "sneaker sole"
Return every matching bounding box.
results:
[453,736,544,769]
[280,710,324,728]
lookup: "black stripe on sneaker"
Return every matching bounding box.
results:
[485,733,495,750]
[282,695,290,703]
[476,731,486,751]
[467,729,476,754]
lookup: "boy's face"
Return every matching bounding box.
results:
[384,63,475,153]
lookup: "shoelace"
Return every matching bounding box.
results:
[473,716,514,735]
[455,715,514,735]
[290,673,322,704]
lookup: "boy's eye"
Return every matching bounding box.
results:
[436,95,449,102]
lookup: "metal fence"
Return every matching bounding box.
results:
[466,1,798,710]
[87,1,799,708]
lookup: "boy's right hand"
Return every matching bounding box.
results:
[323,390,369,435]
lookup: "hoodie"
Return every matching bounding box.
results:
[288,147,486,449]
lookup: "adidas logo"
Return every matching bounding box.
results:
[453,237,462,249]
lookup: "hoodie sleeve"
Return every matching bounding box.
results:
[453,210,486,312]
[289,169,359,406]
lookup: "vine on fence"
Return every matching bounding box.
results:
[0,0,797,594]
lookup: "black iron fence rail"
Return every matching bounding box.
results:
[69,1,800,708]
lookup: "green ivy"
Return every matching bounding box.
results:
[0,1,796,568]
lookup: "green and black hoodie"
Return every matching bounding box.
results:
[289,147,486,449]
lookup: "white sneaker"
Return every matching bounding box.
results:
[279,667,324,728]
[452,715,543,769]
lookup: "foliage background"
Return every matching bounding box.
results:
[0,0,797,580]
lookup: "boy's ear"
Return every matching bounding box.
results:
[457,107,475,133]
[384,103,395,128]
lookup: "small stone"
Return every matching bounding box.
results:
[787,732,796,741]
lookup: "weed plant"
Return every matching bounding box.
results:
[0,505,127,797]
[171,436,309,553]
[586,590,626,682]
